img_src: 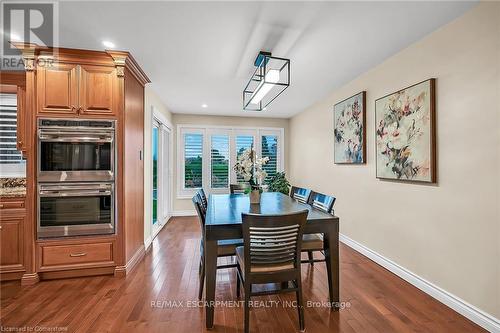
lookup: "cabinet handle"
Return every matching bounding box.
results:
[71,106,76,112]
[78,106,84,113]
[69,252,87,257]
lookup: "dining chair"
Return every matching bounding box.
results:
[197,188,208,210]
[290,186,312,204]
[230,183,250,194]
[302,191,336,265]
[192,195,243,300]
[236,210,309,333]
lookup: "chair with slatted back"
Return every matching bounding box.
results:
[197,188,208,211]
[236,210,308,333]
[290,186,312,204]
[230,183,250,194]
[192,194,243,300]
[302,191,336,265]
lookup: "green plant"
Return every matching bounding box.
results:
[268,172,291,195]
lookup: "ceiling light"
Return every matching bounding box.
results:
[249,70,280,105]
[102,40,115,48]
[201,104,208,108]
[243,51,290,111]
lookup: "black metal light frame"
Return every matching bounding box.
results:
[243,52,290,111]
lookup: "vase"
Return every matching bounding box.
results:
[249,189,261,204]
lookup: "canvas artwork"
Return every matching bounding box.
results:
[375,79,436,182]
[333,91,366,164]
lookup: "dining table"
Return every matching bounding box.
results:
[204,192,340,329]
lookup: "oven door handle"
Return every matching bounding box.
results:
[38,134,113,143]
[39,190,112,197]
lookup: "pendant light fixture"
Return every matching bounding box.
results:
[243,51,290,111]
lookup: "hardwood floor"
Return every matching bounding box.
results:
[1,217,485,333]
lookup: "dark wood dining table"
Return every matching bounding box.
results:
[204,192,340,329]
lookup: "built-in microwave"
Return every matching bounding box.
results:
[37,119,115,182]
[38,182,115,238]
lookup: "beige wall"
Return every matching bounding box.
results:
[144,86,173,243]
[172,114,289,212]
[289,3,500,319]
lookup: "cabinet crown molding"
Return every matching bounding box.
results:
[106,50,151,86]
[10,42,42,71]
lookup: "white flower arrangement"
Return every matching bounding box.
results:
[233,148,269,191]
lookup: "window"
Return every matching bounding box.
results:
[210,135,229,188]
[178,125,284,198]
[0,93,25,177]
[261,134,278,184]
[235,135,254,182]
[184,133,203,188]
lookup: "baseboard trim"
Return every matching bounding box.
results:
[172,210,196,217]
[20,273,39,286]
[339,233,500,333]
[144,236,153,252]
[114,245,145,278]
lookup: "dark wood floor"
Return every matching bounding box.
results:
[1,217,485,333]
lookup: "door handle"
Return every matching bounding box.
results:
[69,252,87,257]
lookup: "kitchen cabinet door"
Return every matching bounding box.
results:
[37,62,79,115]
[0,215,25,272]
[79,65,117,116]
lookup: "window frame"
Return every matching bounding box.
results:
[259,129,282,185]
[178,127,206,198]
[177,124,284,199]
[0,92,26,177]
[208,128,232,193]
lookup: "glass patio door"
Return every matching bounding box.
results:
[152,116,172,238]
[152,121,160,235]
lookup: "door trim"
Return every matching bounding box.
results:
[149,107,173,242]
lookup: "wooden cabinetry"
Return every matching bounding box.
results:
[0,197,27,281]
[11,45,150,282]
[0,216,25,271]
[37,62,79,115]
[9,45,150,282]
[79,65,117,116]
[38,239,115,272]
[16,86,27,151]
[37,62,117,117]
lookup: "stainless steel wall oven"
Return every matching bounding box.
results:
[38,119,115,182]
[38,182,114,238]
[37,119,117,239]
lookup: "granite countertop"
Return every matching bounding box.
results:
[0,178,26,197]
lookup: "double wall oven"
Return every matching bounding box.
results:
[37,119,116,238]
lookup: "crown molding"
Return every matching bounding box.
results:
[106,50,151,86]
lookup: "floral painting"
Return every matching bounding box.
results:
[375,79,436,182]
[333,91,366,164]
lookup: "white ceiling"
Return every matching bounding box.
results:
[55,1,476,118]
